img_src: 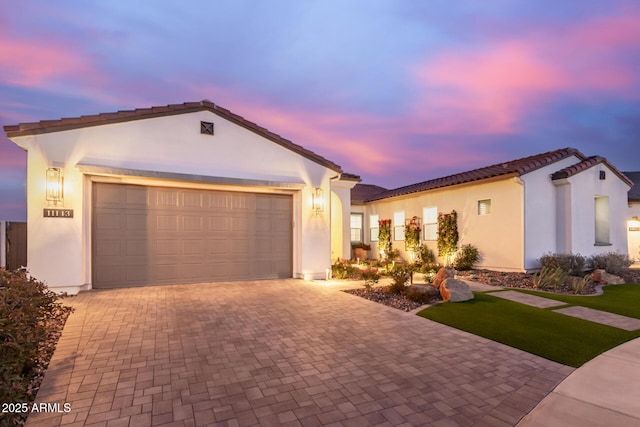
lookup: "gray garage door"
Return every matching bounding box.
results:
[92,182,293,288]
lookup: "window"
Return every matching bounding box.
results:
[594,196,610,245]
[478,199,492,215]
[370,214,379,241]
[394,211,405,240]
[350,213,363,242]
[423,206,438,240]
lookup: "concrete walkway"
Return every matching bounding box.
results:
[27,279,572,427]
[518,338,640,426]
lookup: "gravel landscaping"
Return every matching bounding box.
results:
[343,268,640,311]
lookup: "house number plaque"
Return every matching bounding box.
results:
[43,208,74,218]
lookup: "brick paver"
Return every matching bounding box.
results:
[553,306,640,331]
[26,280,572,426]
[489,291,566,308]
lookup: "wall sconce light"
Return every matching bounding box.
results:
[46,167,64,205]
[312,187,324,213]
[630,216,640,231]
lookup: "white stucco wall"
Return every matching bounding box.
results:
[564,165,630,258]
[10,110,341,292]
[360,177,525,271]
[522,155,583,270]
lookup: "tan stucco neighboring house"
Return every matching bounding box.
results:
[4,101,359,294]
[625,171,640,263]
[351,147,634,272]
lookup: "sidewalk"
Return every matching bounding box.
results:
[518,337,640,426]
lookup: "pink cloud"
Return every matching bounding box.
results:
[0,34,104,90]
[410,10,640,134]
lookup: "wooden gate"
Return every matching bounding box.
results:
[6,222,27,270]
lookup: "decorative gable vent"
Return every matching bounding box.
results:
[200,121,214,135]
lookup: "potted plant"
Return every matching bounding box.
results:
[352,242,371,261]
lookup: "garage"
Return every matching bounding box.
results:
[92,182,293,288]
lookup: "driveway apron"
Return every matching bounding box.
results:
[26,280,573,426]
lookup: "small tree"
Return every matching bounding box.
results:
[437,210,458,265]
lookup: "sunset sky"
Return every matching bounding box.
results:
[1,0,640,221]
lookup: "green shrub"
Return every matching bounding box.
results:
[361,267,380,291]
[570,275,593,295]
[331,260,361,280]
[588,252,632,275]
[405,287,431,304]
[533,266,568,290]
[387,265,413,294]
[0,269,72,423]
[539,252,585,276]
[415,244,436,266]
[453,244,480,271]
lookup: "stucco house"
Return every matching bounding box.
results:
[4,102,637,293]
[4,101,360,294]
[351,147,635,272]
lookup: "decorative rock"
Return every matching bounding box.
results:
[441,278,474,302]
[432,267,456,290]
[590,269,625,285]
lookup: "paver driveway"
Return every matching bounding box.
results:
[27,280,573,426]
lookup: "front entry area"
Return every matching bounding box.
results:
[92,182,293,288]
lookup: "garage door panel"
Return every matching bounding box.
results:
[207,193,228,209]
[126,239,147,256]
[125,187,148,206]
[207,215,229,231]
[92,182,292,288]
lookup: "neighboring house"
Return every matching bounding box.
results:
[4,101,359,294]
[625,171,640,262]
[351,148,634,272]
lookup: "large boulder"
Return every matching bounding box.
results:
[441,278,474,302]
[590,269,625,285]
[432,267,456,290]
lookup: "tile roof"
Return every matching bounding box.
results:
[624,171,640,202]
[551,156,634,187]
[351,184,389,204]
[3,100,344,173]
[362,147,584,202]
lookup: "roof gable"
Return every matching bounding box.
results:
[363,147,583,202]
[3,100,344,173]
[551,156,634,187]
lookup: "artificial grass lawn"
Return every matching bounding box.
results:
[417,291,640,368]
[516,284,640,319]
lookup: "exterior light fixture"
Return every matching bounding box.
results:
[312,187,324,213]
[630,216,640,231]
[46,167,64,205]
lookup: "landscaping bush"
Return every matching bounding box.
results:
[588,252,632,276]
[539,252,585,276]
[331,260,361,280]
[361,267,380,291]
[0,269,72,424]
[405,287,431,304]
[415,244,436,266]
[387,265,413,294]
[453,244,480,271]
[532,266,568,290]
